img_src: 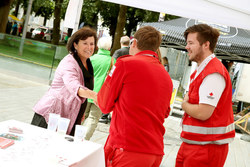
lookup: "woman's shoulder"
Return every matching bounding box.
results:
[60,54,75,63]
[63,53,73,59]
[57,54,78,69]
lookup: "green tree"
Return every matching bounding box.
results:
[32,0,54,26]
[164,14,179,21]
[79,0,99,30]
[0,0,14,33]
[68,0,120,40]
[78,0,120,41]
[11,0,29,19]
[125,8,159,37]
[97,1,120,39]
[60,0,69,19]
[13,0,21,17]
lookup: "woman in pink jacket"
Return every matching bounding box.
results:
[31,27,97,135]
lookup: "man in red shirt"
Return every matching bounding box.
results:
[97,26,173,167]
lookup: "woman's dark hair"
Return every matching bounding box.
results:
[67,26,97,54]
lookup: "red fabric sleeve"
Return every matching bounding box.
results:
[165,106,170,118]
[97,59,125,113]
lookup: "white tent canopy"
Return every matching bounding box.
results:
[102,0,250,30]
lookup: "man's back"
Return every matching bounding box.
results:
[99,51,173,155]
[98,26,173,166]
[112,47,129,59]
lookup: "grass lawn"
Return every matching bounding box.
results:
[0,34,66,68]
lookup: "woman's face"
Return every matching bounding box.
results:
[74,36,95,60]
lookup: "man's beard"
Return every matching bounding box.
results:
[191,47,204,63]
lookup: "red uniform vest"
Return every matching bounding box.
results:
[181,57,235,145]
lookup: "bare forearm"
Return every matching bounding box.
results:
[78,87,97,101]
[182,101,215,121]
[182,101,204,120]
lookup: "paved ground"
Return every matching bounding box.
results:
[0,67,249,167]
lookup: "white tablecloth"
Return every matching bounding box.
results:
[0,120,105,167]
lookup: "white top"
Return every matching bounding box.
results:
[192,54,226,107]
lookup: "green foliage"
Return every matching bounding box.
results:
[9,0,178,42]
[11,0,28,13]
[96,1,119,28]
[10,0,20,9]
[60,0,69,19]
[80,0,100,29]
[164,14,179,21]
[97,1,119,37]
[125,7,159,36]
[32,0,54,20]
[78,0,119,37]
[143,10,159,22]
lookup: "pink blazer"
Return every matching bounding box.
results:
[33,54,88,134]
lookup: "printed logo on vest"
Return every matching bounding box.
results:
[109,65,116,77]
[207,92,215,99]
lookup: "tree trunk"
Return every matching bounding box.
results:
[14,0,21,17]
[43,17,47,26]
[52,0,63,45]
[91,14,98,31]
[111,5,127,55]
[109,22,116,45]
[0,0,14,33]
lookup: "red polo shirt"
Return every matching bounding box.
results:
[98,50,173,155]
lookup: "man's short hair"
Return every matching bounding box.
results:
[120,36,130,46]
[184,24,220,52]
[134,26,162,52]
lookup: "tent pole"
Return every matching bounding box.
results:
[19,0,33,56]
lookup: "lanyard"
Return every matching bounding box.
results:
[143,54,159,59]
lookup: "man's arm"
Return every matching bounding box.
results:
[182,95,215,121]
[97,59,125,113]
[182,73,226,121]
[112,50,120,59]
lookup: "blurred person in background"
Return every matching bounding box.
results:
[6,20,12,34]
[84,36,115,140]
[18,24,23,36]
[11,22,18,35]
[112,35,130,59]
[99,35,130,123]
[162,56,170,72]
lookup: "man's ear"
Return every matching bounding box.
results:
[203,41,210,49]
[132,38,137,48]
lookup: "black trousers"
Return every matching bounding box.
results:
[31,101,87,136]
[31,113,48,128]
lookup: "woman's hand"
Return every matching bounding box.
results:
[78,87,97,101]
